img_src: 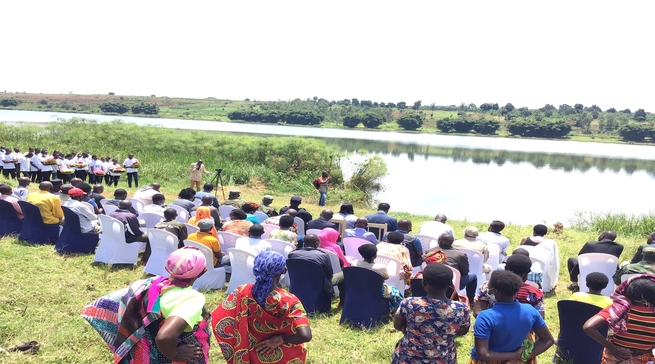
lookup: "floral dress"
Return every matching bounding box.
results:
[392,297,470,364]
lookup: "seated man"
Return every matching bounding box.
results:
[12,177,30,201]
[59,184,73,203]
[332,243,390,307]
[497,248,543,288]
[222,209,253,237]
[78,183,101,214]
[279,196,313,228]
[567,230,623,291]
[268,215,299,247]
[64,187,101,234]
[172,187,196,212]
[188,219,226,267]
[453,226,491,273]
[88,184,106,212]
[629,231,655,264]
[109,201,149,261]
[288,233,333,298]
[133,183,161,206]
[154,208,188,248]
[344,217,378,245]
[0,184,24,219]
[26,181,64,225]
[307,209,337,231]
[418,214,454,238]
[570,272,613,309]
[613,246,655,285]
[221,189,246,208]
[194,183,219,209]
[105,188,139,216]
[438,233,477,304]
[477,220,510,263]
[395,219,423,270]
[264,209,299,234]
[191,195,222,229]
[258,195,278,217]
[235,224,271,256]
[143,193,166,215]
[365,202,398,232]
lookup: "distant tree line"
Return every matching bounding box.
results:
[437,118,501,135]
[227,110,324,125]
[618,123,655,142]
[98,102,159,115]
[0,99,19,107]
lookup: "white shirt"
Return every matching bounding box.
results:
[418,221,454,239]
[133,186,158,206]
[478,231,511,259]
[39,154,53,172]
[75,157,90,171]
[109,163,122,176]
[123,158,139,173]
[17,153,29,171]
[3,153,16,169]
[13,185,29,201]
[235,237,271,256]
[143,204,165,215]
[64,199,98,233]
[30,154,41,171]
[57,158,69,171]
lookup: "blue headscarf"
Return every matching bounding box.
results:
[252,251,287,307]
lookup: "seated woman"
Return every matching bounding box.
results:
[212,251,313,364]
[413,250,447,279]
[81,247,211,363]
[355,244,403,312]
[378,231,413,285]
[583,274,655,364]
[242,202,261,224]
[336,203,357,230]
[173,187,197,212]
[222,209,253,237]
[319,228,350,268]
[188,206,217,238]
[470,270,554,364]
[393,263,470,364]
[269,215,299,247]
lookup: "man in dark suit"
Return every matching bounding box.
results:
[365,202,398,233]
[438,233,477,304]
[287,234,334,297]
[567,230,623,291]
[307,209,337,231]
[629,231,655,263]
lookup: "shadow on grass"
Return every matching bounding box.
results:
[90,262,138,272]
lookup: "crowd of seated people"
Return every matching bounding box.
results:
[5,174,655,364]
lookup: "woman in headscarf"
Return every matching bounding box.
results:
[81,247,211,363]
[583,274,655,364]
[212,251,313,364]
[188,206,217,238]
[319,228,350,268]
[413,250,447,279]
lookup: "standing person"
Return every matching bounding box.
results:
[74,151,90,182]
[212,251,313,364]
[392,263,470,364]
[29,148,42,183]
[123,153,140,188]
[108,158,123,187]
[88,155,102,184]
[189,159,211,191]
[2,147,17,179]
[17,148,30,178]
[82,247,211,364]
[22,149,34,179]
[313,171,330,206]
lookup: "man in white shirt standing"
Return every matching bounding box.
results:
[88,155,101,184]
[123,153,140,188]
[418,214,455,239]
[2,147,18,179]
[477,220,511,264]
[17,148,30,178]
[64,187,101,234]
[39,149,53,182]
[74,151,91,182]
[235,224,272,256]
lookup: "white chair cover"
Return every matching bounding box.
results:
[167,204,189,223]
[219,205,235,220]
[261,224,279,239]
[375,254,404,293]
[343,237,373,261]
[487,244,501,271]
[415,234,439,254]
[217,231,241,251]
[185,223,199,235]
[184,240,226,290]
[306,229,322,237]
[192,199,202,208]
[103,204,118,215]
[458,248,486,292]
[579,253,619,296]
[94,215,140,265]
[266,239,295,286]
[520,240,560,292]
[126,198,145,214]
[142,212,164,229]
[144,229,178,276]
[226,248,257,293]
[254,211,268,223]
[294,216,305,237]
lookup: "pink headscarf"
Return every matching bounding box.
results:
[158,246,206,293]
[319,228,350,267]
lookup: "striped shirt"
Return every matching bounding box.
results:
[599,305,655,350]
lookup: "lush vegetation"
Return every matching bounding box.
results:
[3,93,655,142]
[0,118,385,204]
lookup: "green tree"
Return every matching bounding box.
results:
[504,103,515,112]
[0,99,19,107]
[131,103,159,115]
[576,112,593,134]
[362,112,384,128]
[99,101,129,114]
[351,98,360,106]
[411,100,422,110]
[606,107,616,113]
[342,115,361,128]
[618,123,651,141]
[634,109,647,122]
[397,101,407,109]
[472,119,501,135]
[574,103,584,112]
[396,114,424,130]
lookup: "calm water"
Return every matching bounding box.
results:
[2,109,655,225]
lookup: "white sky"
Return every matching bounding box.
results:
[2,1,653,111]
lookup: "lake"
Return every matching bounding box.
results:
[2,109,655,225]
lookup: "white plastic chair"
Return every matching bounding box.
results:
[367,222,388,241]
[184,240,226,290]
[415,234,439,254]
[306,228,322,237]
[99,199,110,208]
[82,201,95,212]
[459,248,485,292]
[261,224,279,239]
[103,204,118,215]
[142,212,164,229]
[266,239,295,286]
[219,205,235,220]
[487,244,500,272]
[127,198,145,214]
[621,273,641,283]
[167,204,189,223]
[192,199,202,208]
[520,244,558,293]
[217,231,241,251]
[343,237,373,261]
[579,253,619,296]
[294,216,305,237]
[144,229,179,276]
[94,215,141,265]
[185,223,199,234]
[190,211,197,217]
[254,211,268,223]
[375,254,404,293]
[226,248,257,293]
[319,248,342,275]
[448,266,462,293]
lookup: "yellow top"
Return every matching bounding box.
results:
[26,190,64,224]
[569,292,613,309]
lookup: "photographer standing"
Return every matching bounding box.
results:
[189,159,212,191]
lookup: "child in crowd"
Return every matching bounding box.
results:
[470,270,554,364]
[392,263,470,364]
[570,272,613,309]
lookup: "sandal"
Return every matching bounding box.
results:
[6,341,39,354]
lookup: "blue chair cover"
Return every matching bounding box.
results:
[0,200,23,236]
[17,201,59,245]
[57,206,99,254]
[339,267,390,328]
[410,278,427,297]
[286,258,332,314]
[556,300,607,364]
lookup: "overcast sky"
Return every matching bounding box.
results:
[2,1,653,111]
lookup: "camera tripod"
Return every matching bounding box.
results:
[208,168,226,200]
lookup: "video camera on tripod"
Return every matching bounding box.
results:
[209,168,225,199]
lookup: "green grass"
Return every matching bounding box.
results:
[0,213,648,363]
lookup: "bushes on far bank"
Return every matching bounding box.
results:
[342,113,385,128]
[618,123,655,142]
[437,118,500,135]
[228,110,324,125]
[507,119,572,138]
[396,114,424,130]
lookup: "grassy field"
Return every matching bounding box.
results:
[0,182,650,363]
